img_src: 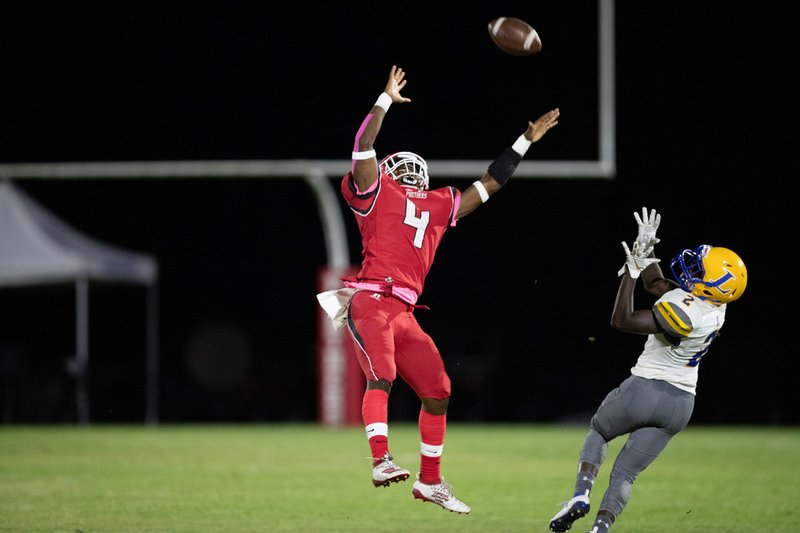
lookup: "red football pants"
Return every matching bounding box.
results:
[346,290,451,399]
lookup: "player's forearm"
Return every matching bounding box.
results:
[487,135,531,187]
[353,118,380,156]
[351,93,392,190]
[610,273,637,331]
[352,94,391,156]
[641,264,676,297]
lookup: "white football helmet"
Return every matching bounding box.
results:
[380,151,430,191]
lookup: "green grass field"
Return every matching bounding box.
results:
[1,423,798,532]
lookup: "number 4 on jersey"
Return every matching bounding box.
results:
[404,199,430,248]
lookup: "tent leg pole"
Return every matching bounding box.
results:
[76,278,90,425]
[145,284,159,426]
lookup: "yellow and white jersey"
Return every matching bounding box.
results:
[631,287,726,394]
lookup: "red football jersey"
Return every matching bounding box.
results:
[342,172,460,298]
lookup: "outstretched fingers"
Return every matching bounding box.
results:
[386,65,411,103]
[527,108,560,141]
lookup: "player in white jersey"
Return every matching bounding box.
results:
[549,208,748,533]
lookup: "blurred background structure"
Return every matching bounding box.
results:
[1,1,796,425]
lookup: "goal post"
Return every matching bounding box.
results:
[316,266,362,427]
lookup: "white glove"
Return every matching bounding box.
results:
[634,207,661,250]
[617,240,660,279]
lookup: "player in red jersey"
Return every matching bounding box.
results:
[321,65,559,513]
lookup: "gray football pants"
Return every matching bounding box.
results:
[579,375,694,518]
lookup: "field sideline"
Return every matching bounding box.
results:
[1,423,797,532]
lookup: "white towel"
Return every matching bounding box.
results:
[316,288,357,331]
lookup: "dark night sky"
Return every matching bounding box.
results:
[1,2,797,424]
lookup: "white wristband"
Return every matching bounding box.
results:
[374,92,392,112]
[511,134,532,156]
[352,149,376,160]
[473,180,490,203]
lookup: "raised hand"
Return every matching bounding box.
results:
[525,108,560,143]
[617,240,660,279]
[384,65,412,104]
[634,207,660,250]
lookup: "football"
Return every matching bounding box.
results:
[487,17,542,56]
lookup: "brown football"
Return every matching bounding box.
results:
[488,17,542,56]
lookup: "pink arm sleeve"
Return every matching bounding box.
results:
[351,113,374,174]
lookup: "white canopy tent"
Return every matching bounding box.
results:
[0,179,159,424]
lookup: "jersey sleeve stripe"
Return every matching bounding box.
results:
[655,301,692,337]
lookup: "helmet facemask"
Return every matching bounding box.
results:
[380,151,430,191]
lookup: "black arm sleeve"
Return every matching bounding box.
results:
[487,147,523,186]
